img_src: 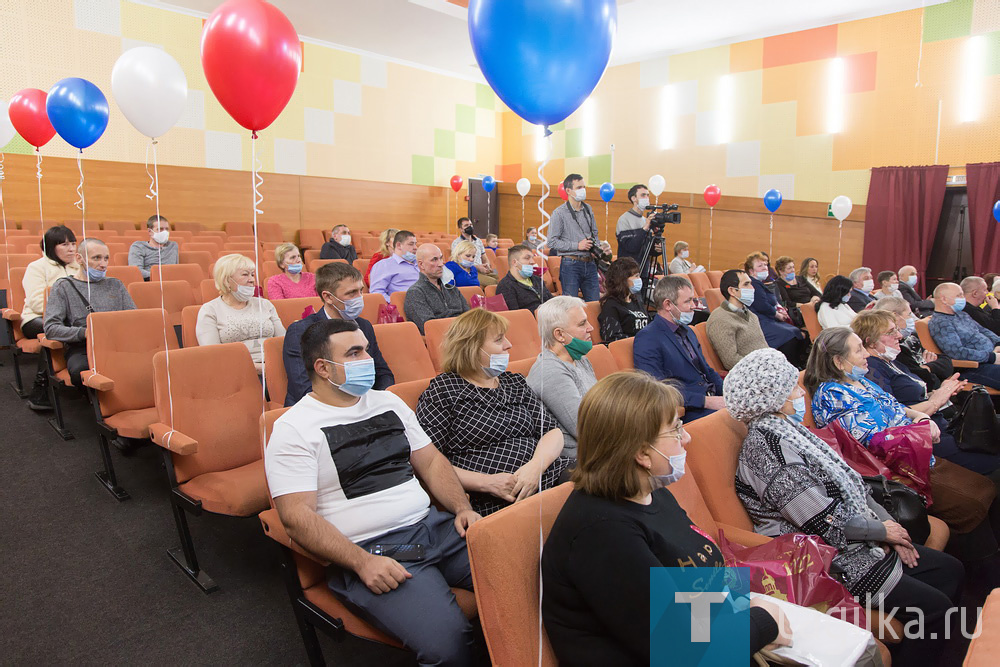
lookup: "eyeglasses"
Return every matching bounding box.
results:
[660,425,687,440]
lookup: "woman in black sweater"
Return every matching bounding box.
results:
[597,257,649,343]
[541,372,789,666]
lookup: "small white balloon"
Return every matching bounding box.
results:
[112,47,188,139]
[516,177,531,197]
[0,101,16,148]
[648,174,666,197]
[831,195,853,222]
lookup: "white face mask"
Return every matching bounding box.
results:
[573,187,587,202]
[152,230,170,244]
[232,282,255,302]
[679,249,690,259]
[338,233,351,246]
[889,283,899,292]
[861,279,875,292]
[637,197,650,209]
[881,344,901,361]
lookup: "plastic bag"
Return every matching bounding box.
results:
[377,303,402,324]
[469,294,508,312]
[867,422,934,504]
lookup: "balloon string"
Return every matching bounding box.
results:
[251,133,266,414]
[77,152,91,307]
[0,153,9,290]
[837,220,844,275]
[147,139,175,433]
[145,140,159,201]
[605,202,609,241]
[36,150,45,257]
[768,213,774,257]
[521,195,525,242]
[708,207,714,271]
[535,126,553,256]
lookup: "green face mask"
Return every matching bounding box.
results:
[563,336,593,361]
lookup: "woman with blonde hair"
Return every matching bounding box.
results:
[364,227,398,286]
[444,239,480,287]
[266,242,316,300]
[196,253,285,373]
[415,307,569,516]
[542,371,789,665]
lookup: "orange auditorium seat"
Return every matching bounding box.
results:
[497,309,541,362]
[373,321,436,383]
[127,280,197,329]
[271,297,323,328]
[609,337,634,370]
[150,263,207,293]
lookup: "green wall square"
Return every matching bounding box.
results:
[987,31,1000,77]
[923,0,972,42]
[455,104,475,133]
[434,129,456,159]
[476,84,495,109]
[588,154,612,185]
[2,134,32,155]
[412,155,435,186]
[564,128,584,159]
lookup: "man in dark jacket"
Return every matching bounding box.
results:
[496,244,552,313]
[961,276,1000,336]
[898,265,934,315]
[283,262,392,405]
[319,224,358,262]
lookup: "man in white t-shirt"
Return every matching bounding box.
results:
[265,318,482,665]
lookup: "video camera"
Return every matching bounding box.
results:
[644,204,682,234]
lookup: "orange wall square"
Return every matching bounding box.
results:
[731,39,763,72]
[763,25,838,68]
[845,52,877,93]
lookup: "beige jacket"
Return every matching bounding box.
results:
[21,256,80,325]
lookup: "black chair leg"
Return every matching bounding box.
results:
[276,545,334,665]
[165,482,217,593]
[9,348,25,397]
[44,348,74,441]
[94,432,129,501]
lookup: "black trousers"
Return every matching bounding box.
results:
[64,343,89,388]
[876,545,964,667]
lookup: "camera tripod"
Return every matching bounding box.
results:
[636,231,665,305]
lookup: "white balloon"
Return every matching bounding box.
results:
[516,177,531,197]
[112,47,188,139]
[0,101,16,148]
[831,195,853,222]
[648,174,666,197]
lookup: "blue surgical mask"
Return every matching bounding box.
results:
[847,364,868,381]
[902,316,916,336]
[402,251,417,263]
[518,263,535,279]
[905,275,917,287]
[755,270,769,281]
[953,297,966,312]
[286,263,303,275]
[788,396,807,423]
[738,287,755,306]
[676,309,694,326]
[326,358,376,396]
[629,277,643,293]
[86,267,106,282]
[328,293,364,320]
[459,259,474,268]
[481,350,509,378]
[784,271,796,283]
[650,446,686,486]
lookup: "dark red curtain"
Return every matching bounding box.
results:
[862,165,948,288]
[966,162,1000,275]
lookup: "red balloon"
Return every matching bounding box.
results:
[450,175,463,192]
[703,184,721,208]
[9,88,55,149]
[201,0,302,132]
[558,183,568,201]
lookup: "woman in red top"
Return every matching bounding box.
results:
[364,227,398,286]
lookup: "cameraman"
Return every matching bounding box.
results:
[615,184,652,266]
[548,173,600,301]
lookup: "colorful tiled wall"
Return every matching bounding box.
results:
[0,0,502,189]
[500,0,1000,204]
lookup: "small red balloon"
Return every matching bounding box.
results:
[558,183,568,201]
[703,184,721,208]
[450,175,463,192]
[9,88,55,149]
[201,0,302,132]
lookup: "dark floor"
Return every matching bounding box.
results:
[0,354,415,666]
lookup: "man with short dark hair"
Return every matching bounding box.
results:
[615,184,652,266]
[547,173,600,301]
[369,230,420,302]
[450,217,497,286]
[706,269,769,370]
[319,224,357,262]
[282,262,393,405]
[267,318,481,666]
[128,214,178,280]
[634,276,725,422]
[404,244,470,334]
[496,244,552,313]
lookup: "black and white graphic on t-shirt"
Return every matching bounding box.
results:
[323,411,414,499]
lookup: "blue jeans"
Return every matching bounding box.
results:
[559,256,600,301]
[959,363,1000,390]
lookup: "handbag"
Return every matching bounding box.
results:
[862,474,930,545]
[948,385,1000,455]
[376,303,402,324]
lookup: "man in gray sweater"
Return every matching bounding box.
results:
[403,244,469,334]
[547,173,600,301]
[128,214,179,280]
[44,238,136,387]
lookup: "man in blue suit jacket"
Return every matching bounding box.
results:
[634,275,725,422]
[283,263,393,406]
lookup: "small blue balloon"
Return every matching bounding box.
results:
[599,182,615,203]
[469,0,617,127]
[46,77,109,150]
[482,175,496,193]
[763,188,783,213]
[993,200,1000,223]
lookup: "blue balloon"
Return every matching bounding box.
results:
[469,0,616,127]
[763,188,783,213]
[482,175,496,193]
[46,77,109,150]
[599,182,615,203]
[993,200,1000,223]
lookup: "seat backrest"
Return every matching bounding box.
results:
[508,356,536,376]
[225,221,253,237]
[586,343,618,380]
[272,296,323,328]
[88,308,177,416]
[683,409,754,530]
[667,468,723,539]
[692,322,727,376]
[800,301,823,340]
[457,285,482,305]
[257,222,283,243]
[374,321,436,383]
[352,258,368,277]
[916,317,945,356]
[152,342,264,483]
[498,309,542,361]
[688,272,711,297]
[609,337,634,370]
[424,316,458,371]
[466,483,573,667]
[798,370,816,428]
[179,250,214,274]
[360,293,385,324]
[583,300,602,344]
[102,220,138,234]
[199,278,218,303]
[704,287,725,312]
[150,263,206,292]
[546,256,562,286]
[9,236,42,254]
[6,266,28,312]
[707,270,723,289]
[172,222,204,233]
[297,228,326,250]
[357,235,381,258]
[303,249,321,265]
[180,304,200,347]
[262,260,282,281]
[387,377,432,411]
[263,336,287,406]
[389,291,408,320]
[484,284,497,298]
[127,281,197,325]
[494,255,508,277]
[308,258,345,273]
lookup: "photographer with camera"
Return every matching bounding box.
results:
[547,174,602,301]
[615,184,653,266]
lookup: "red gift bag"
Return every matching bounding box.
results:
[716,530,868,629]
[469,294,508,312]
[811,423,894,479]
[377,303,402,324]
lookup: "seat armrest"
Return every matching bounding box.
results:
[2,308,20,322]
[716,523,772,547]
[38,335,64,350]
[953,359,980,369]
[82,371,115,392]
[149,422,198,455]
[259,508,330,565]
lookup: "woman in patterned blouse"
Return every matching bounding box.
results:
[416,308,570,516]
